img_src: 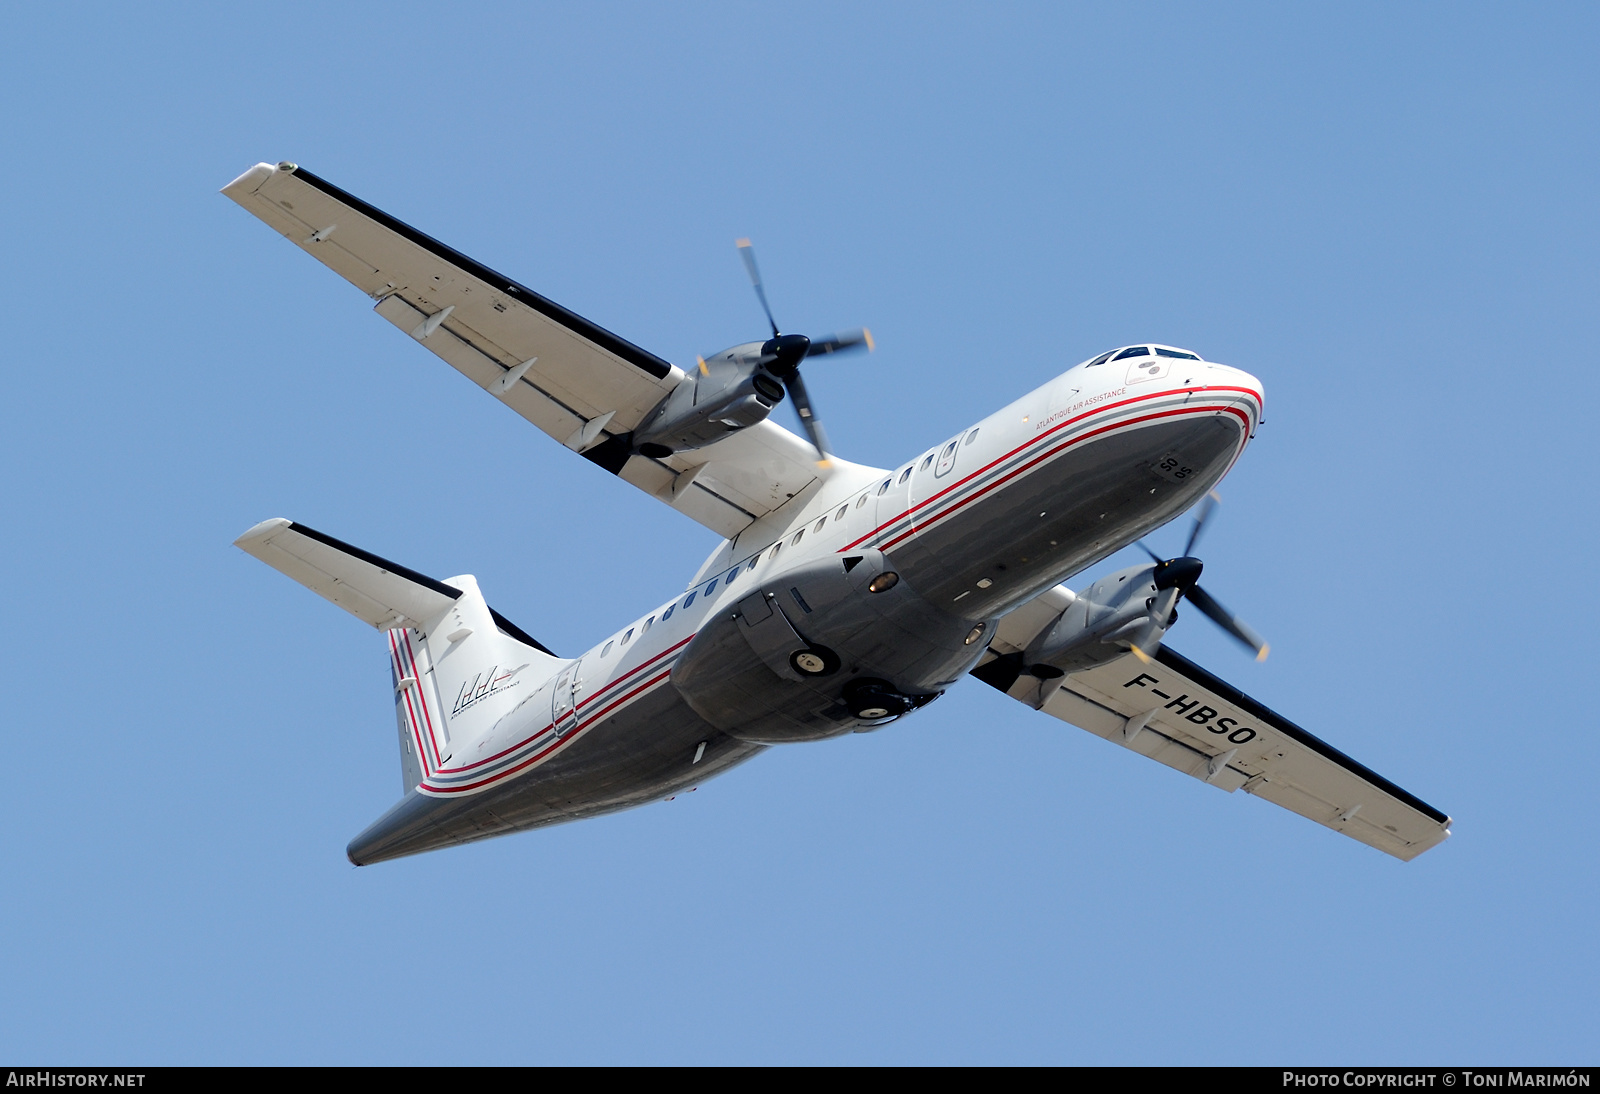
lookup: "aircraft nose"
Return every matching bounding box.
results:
[1195,361,1265,435]
[1206,362,1264,400]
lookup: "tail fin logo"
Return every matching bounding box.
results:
[451,664,528,717]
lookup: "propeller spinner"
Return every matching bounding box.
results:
[735,238,872,461]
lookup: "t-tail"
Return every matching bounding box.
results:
[233,519,564,859]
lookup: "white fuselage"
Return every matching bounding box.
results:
[352,349,1264,862]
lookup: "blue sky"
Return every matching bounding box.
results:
[2,2,1595,1064]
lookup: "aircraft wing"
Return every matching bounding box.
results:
[972,594,1452,860]
[221,162,824,539]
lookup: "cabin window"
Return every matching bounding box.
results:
[1086,351,1115,367]
[747,557,759,572]
[920,453,934,471]
[966,428,980,445]
[621,628,634,645]
[725,569,739,586]
[814,517,827,533]
[769,543,782,561]
[791,529,805,546]
[683,591,697,608]
[1113,346,1150,361]
[836,505,848,521]
[856,494,869,508]
[877,480,891,495]
[1154,347,1200,360]
[641,615,654,634]
[898,467,912,484]
[661,605,674,622]
[602,640,614,657]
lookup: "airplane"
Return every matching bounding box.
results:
[222,161,1451,865]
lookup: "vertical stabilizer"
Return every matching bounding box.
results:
[235,520,564,793]
[389,575,562,791]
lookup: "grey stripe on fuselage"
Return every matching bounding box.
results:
[881,405,1249,618]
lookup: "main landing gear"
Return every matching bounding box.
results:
[786,642,929,723]
[842,678,916,721]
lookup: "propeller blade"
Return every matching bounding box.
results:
[806,328,874,357]
[1184,583,1269,661]
[782,370,833,462]
[736,238,779,338]
[1183,490,1221,557]
[1132,585,1181,656]
[1136,540,1162,562]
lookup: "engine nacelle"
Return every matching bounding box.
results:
[1024,564,1167,676]
[633,342,786,456]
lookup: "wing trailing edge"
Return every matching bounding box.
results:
[973,594,1450,860]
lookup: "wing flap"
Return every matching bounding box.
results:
[1064,648,1449,859]
[974,628,1450,860]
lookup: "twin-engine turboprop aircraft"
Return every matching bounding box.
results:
[224,161,1451,864]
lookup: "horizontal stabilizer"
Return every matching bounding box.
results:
[234,520,555,656]
[235,518,461,630]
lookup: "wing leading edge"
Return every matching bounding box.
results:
[975,594,1451,860]
[221,162,828,538]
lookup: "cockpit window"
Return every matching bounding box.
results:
[1086,351,1115,367]
[1155,347,1200,360]
[1113,346,1150,361]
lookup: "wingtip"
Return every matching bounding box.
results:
[735,237,752,249]
[234,517,293,549]
[863,328,875,352]
[1256,644,1270,662]
[220,162,278,199]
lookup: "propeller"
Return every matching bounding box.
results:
[735,238,872,461]
[1133,492,1269,661]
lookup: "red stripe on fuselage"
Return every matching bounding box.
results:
[430,635,695,777]
[421,665,678,794]
[841,385,1261,553]
[878,403,1253,551]
[575,635,693,714]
